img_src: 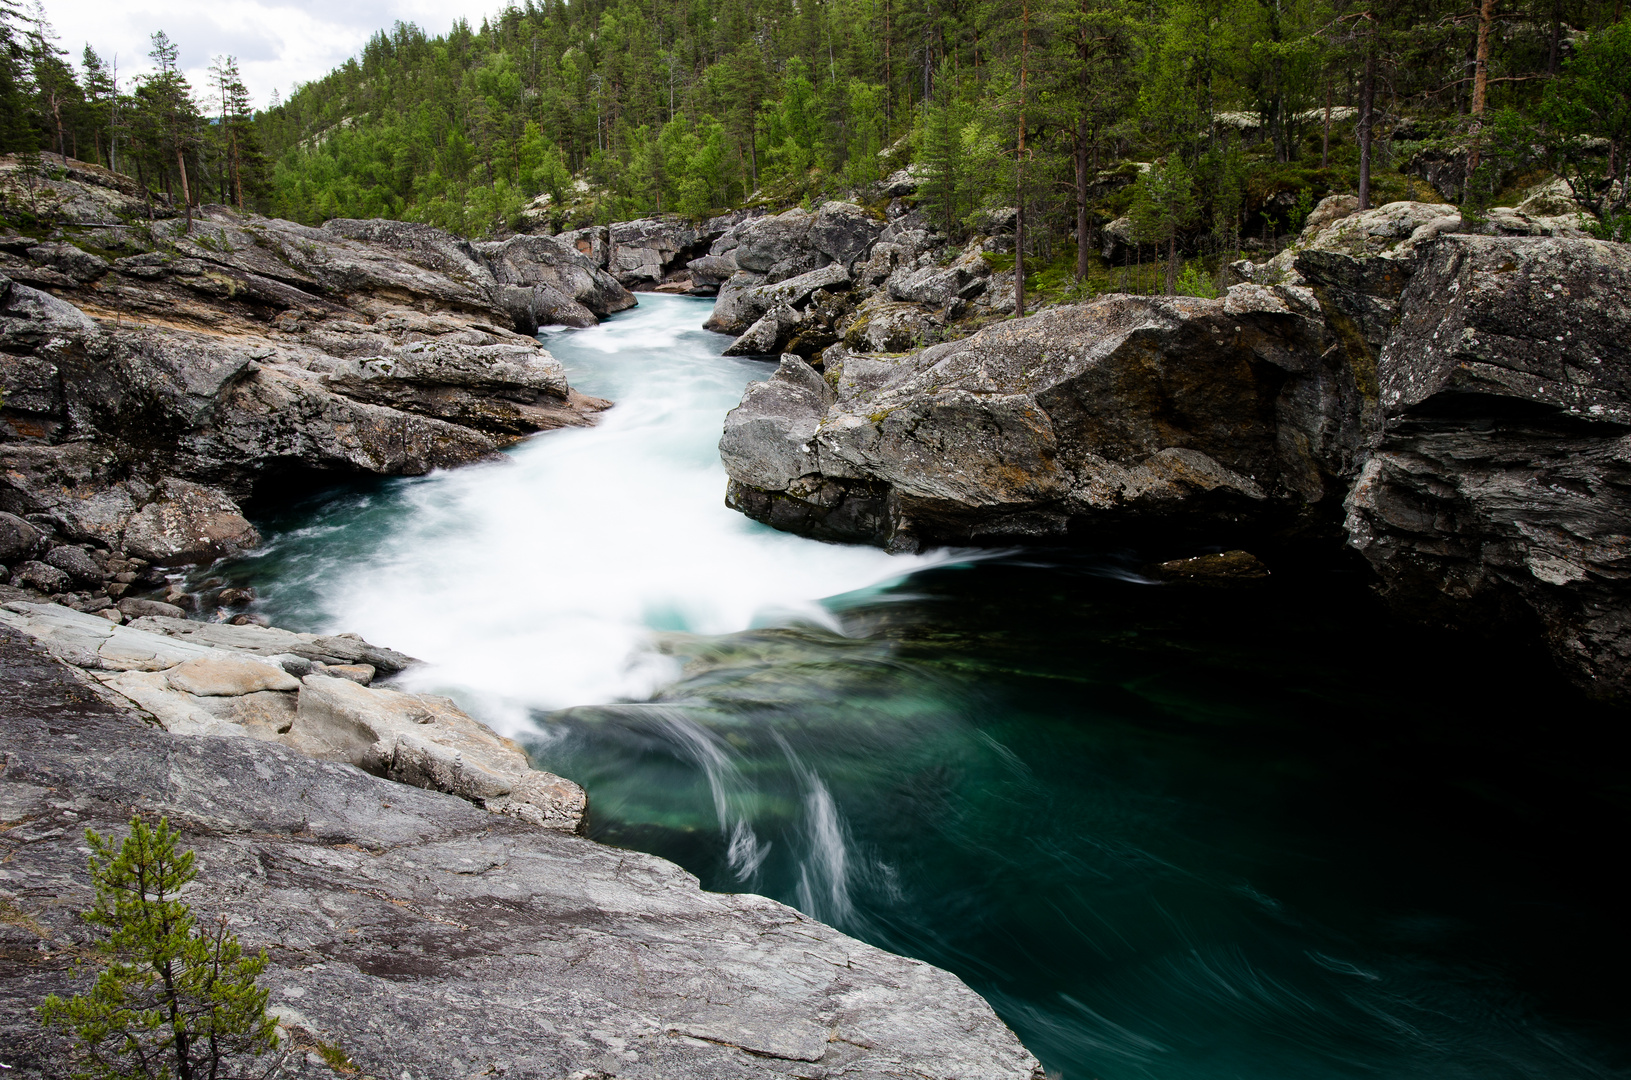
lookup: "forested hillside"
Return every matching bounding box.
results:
[1,0,1628,272]
[252,0,1631,248]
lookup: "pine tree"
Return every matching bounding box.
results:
[37,816,280,1080]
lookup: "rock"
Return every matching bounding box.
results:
[0,510,43,563]
[685,253,739,293]
[842,297,938,353]
[94,607,122,622]
[119,479,260,565]
[1100,215,1137,262]
[26,241,110,284]
[8,559,69,593]
[1301,194,1360,237]
[713,264,854,350]
[43,544,101,586]
[231,613,270,627]
[881,164,926,197]
[1153,550,1270,582]
[315,662,374,685]
[290,673,585,829]
[0,623,1043,1080]
[216,586,255,606]
[730,208,815,273]
[557,224,609,268]
[723,293,1325,550]
[1342,233,1631,701]
[473,232,636,327]
[118,597,187,620]
[722,305,803,357]
[165,653,302,696]
[608,216,706,287]
[809,201,883,266]
[1,176,615,574]
[703,271,770,335]
[124,614,417,674]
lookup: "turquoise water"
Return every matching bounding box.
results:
[216,295,1630,1079]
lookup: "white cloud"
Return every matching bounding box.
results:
[43,0,513,110]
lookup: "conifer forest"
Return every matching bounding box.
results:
[2,0,1629,290]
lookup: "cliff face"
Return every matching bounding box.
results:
[0,623,1042,1079]
[0,160,636,580]
[720,201,1631,702]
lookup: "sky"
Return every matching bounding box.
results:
[41,0,507,109]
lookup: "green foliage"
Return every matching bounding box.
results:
[1175,260,1219,296]
[37,817,279,1080]
[1129,157,1198,245]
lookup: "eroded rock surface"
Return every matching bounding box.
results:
[0,623,1042,1080]
[1,161,631,574]
[722,207,1631,701]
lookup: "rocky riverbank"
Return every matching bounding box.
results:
[718,191,1630,703]
[0,155,635,587]
[0,621,1042,1078]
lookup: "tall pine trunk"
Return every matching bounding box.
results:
[176,145,193,232]
[1357,30,1377,211]
[1014,0,1029,318]
[1165,234,1178,295]
[1466,0,1498,181]
[1075,121,1089,282]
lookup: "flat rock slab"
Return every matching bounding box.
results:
[0,625,1042,1080]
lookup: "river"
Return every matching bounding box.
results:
[207,294,1630,1080]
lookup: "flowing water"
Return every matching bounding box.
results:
[212,294,1630,1080]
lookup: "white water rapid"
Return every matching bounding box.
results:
[258,294,941,732]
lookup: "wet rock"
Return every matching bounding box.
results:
[1153,550,1271,582]
[216,586,255,606]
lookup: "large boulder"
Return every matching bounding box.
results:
[608,216,707,287]
[290,672,586,829]
[0,510,43,563]
[722,288,1335,550]
[810,201,884,266]
[118,478,260,565]
[474,232,636,328]
[1343,233,1631,701]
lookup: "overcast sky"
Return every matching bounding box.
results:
[44,0,507,110]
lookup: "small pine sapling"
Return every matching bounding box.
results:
[38,816,280,1080]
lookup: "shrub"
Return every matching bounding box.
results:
[38,817,280,1080]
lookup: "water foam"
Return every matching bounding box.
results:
[271,295,939,731]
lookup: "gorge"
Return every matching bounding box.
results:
[2,158,1629,1080]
